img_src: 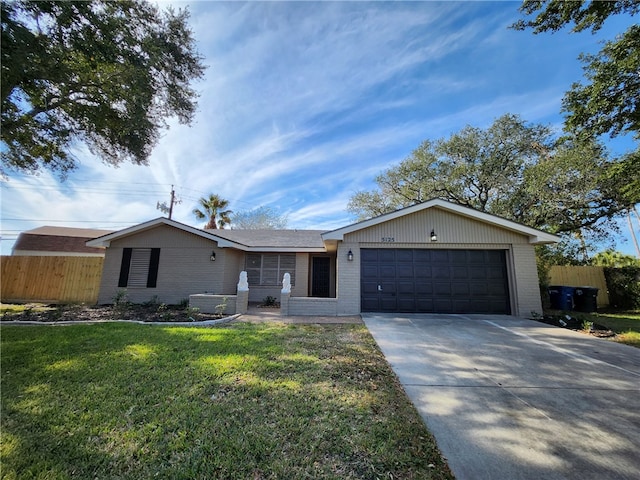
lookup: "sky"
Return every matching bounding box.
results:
[1,1,638,256]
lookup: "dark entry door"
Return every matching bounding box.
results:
[361,248,510,314]
[311,256,331,297]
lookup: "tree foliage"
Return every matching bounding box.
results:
[603,266,640,309]
[591,250,640,267]
[193,194,232,230]
[564,24,640,142]
[513,1,639,151]
[348,114,633,237]
[513,0,640,34]
[350,115,549,216]
[232,206,289,230]
[1,0,205,176]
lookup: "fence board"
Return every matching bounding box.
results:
[548,265,609,307]
[1,256,103,304]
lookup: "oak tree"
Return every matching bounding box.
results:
[513,1,639,147]
[1,0,206,176]
[348,115,632,237]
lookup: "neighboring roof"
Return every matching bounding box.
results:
[87,217,326,252]
[21,226,115,238]
[13,226,114,254]
[322,198,560,245]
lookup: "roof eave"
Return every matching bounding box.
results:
[528,234,561,245]
[239,247,327,253]
[86,217,226,248]
[86,217,328,251]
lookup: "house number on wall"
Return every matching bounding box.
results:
[381,237,395,243]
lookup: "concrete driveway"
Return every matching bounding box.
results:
[363,313,640,480]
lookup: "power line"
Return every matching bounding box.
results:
[3,174,174,187]
[2,179,245,204]
[1,219,138,223]
[4,185,167,195]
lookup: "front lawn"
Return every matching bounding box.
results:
[542,309,640,348]
[586,310,640,347]
[0,322,452,479]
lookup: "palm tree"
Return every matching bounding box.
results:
[193,194,232,229]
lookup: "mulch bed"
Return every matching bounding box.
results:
[1,304,226,323]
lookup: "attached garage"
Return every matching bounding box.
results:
[322,199,559,317]
[360,248,510,314]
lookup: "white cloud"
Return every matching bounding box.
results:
[3,1,636,255]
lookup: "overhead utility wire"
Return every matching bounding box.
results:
[1,218,139,224]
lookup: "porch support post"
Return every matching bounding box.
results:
[236,290,248,314]
[280,292,290,316]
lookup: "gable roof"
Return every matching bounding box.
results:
[86,217,326,252]
[321,198,560,245]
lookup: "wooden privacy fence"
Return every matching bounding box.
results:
[1,256,104,304]
[548,265,609,307]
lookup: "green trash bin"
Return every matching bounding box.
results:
[573,287,598,313]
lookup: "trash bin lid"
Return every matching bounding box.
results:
[575,286,599,295]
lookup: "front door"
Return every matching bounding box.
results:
[311,256,331,297]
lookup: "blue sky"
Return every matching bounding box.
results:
[1,1,638,255]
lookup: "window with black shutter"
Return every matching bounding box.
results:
[118,248,161,288]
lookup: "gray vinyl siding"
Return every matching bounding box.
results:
[510,244,543,316]
[344,207,529,245]
[97,225,225,305]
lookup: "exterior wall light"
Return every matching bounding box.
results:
[430,230,438,242]
[210,251,216,261]
[347,249,354,261]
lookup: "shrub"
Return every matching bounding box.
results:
[262,296,278,307]
[603,267,640,309]
[142,295,160,307]
[178,298,189,309]
[215,297,228,316]
[112,289,131,314]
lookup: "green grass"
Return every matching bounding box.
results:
[593,310,640,347]
[578,310,640,347]
[0,322,452,479]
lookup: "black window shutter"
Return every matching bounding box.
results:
[146,248,161,288]
[118,248,132,287]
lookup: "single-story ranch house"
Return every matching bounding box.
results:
[87,199,559,316]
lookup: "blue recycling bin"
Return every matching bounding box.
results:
[548,286,575,311]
